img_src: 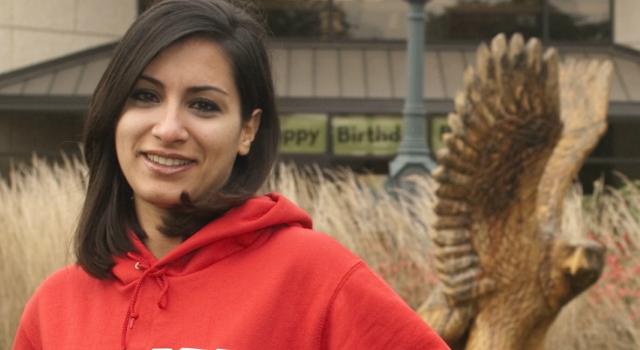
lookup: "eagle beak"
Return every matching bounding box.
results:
[562,247,590,275]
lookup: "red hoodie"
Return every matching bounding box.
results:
[14,193,449,350]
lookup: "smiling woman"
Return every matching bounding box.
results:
[12,1,449,349]
[115,37,261,258]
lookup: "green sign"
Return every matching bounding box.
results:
[280,114,328,154]
[332,115,402,155]
[430,115,450,152]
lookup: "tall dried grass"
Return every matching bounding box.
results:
[1,159,639,349]
[0,157,86,349]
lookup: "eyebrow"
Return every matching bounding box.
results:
[138,75,229,96]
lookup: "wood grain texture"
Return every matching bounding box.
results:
[417,33,610,350]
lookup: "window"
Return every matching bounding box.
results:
[260,0,612,43]
[426,0,543,42]
[548,0,611,42]
[261,0,409,40]
[138,0,159,14]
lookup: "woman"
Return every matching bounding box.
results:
[13,1,449,349]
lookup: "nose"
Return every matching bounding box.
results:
[151,104,189,144]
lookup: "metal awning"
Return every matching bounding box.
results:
[1,40,640,117]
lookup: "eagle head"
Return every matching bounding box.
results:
[541,235,605,311]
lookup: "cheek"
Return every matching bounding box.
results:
[198,122,243,154]
[114,121,126,161]
[115,119,132,160]
[115,113,146,154]
[114,116,146,175]
[197,132,241,179]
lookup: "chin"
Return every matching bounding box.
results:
[137,191,186,209]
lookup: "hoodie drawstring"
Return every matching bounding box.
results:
[120,258,170,350]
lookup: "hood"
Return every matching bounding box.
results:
[112,192,312,284]
[112,193,312,349]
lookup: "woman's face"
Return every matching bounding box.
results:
[115,37,261,212]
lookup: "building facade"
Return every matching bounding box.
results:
[0,0,137,74]
[615,0,640,51]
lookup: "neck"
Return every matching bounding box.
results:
[134,199,183,260]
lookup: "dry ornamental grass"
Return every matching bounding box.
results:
[0,157,86,349]
[1,159,639,349]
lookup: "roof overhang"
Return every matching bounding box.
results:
[1,40,640,119]
[0,95,91,112]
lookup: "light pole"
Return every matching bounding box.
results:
[388,0,436,187]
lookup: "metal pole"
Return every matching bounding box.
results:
[610,0,615,44]
[388,0,436,185]
[542,0,549,42]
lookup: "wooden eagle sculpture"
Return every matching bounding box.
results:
[416,33,612,350]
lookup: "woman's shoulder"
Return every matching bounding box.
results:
[42,263,91,283]
[256,225,364,278]
[271,225,360,261]
[18,265,92,327]
[29,264,98,302]
[266,226,450,349]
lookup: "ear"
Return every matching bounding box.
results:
[237,109,262,156]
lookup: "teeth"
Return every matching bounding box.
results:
[147,154,192,166]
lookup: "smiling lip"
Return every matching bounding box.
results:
[141,152,196,175]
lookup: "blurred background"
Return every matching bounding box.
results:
[0,0,639,192]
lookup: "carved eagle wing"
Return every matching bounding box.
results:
[431,33,562,303]
[419,33,611,347]
[537,59,613,235]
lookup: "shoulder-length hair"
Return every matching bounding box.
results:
[76,0,279,279]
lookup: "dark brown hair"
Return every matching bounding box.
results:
[76,0,279,279]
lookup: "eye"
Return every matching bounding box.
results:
[130,89,159,103]
[190,99,220,113]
